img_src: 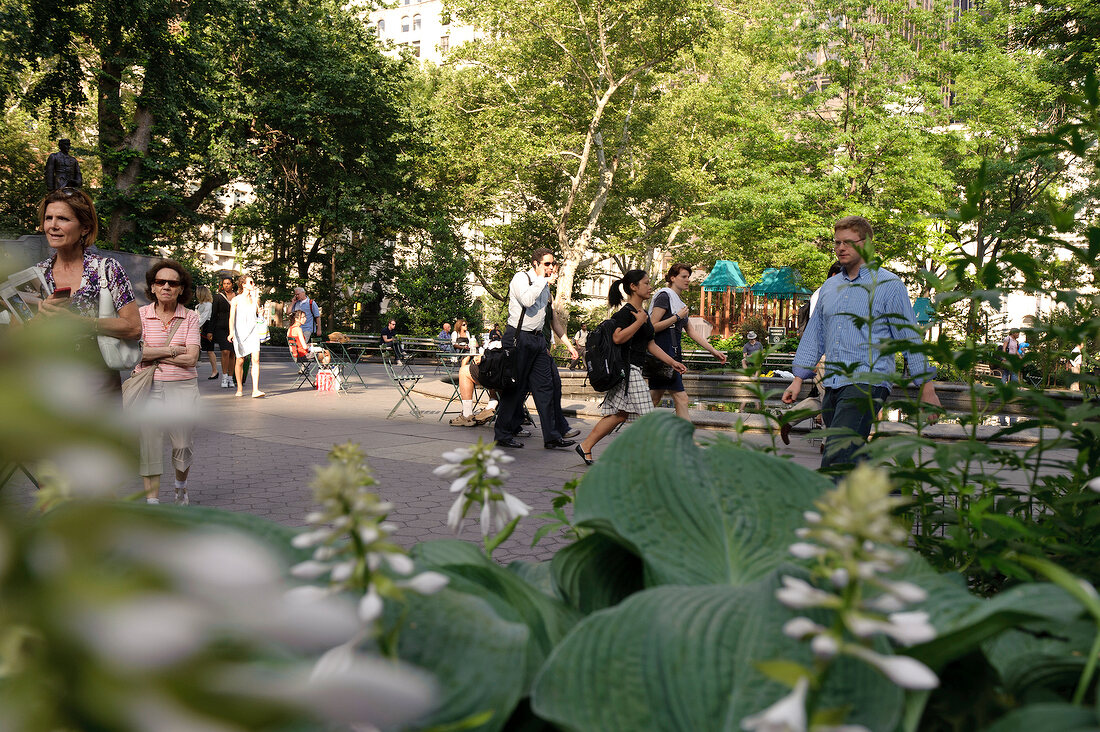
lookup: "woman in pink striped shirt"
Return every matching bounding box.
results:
[134,259,201,505]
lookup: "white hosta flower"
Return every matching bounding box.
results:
[358,587,383,624]
[1087,477,1100,493]
[740,676,808,732]
[384,553,415,576]
[397,571,449,595]
[789,542,825,560]
[218,656,436,729]
[830,568,849,589]
[846,611,935,645]
[803,511,822,524]
[440,448,473,463]
[447,495,468,533]
[312,640,356,682]
[864,594,907,613]
[776,576,838,610]
[500,491,531,521]
[449,474,473,493]
[480,501,493,538]
[782,617,825,640]
[884,611,937,645]
[810,633,839,659]
[432,463,464,480]
[845,646,939,690]
[292,529,332,549]
[75,596,208,670]
[330,561,356,583]
[291,560,331,580]
[877,579,928,604]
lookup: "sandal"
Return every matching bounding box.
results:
[574,444,594,466]
[235,390,243,397]
[252,392,266,399]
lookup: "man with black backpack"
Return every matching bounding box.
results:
[493,248,578,450]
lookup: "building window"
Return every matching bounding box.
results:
[412,40,420,57]
[412,14,421,30]
[401,15,409,32]
[440,35,449,54]
[376,19,384,33]
[217,230,233,253]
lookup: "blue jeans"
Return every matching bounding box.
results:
[820,384,889,471]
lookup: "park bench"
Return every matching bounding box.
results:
[974,363,1003,381]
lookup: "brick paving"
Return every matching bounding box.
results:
[4,359,1067,563]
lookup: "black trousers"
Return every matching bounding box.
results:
[820,383,889,471]
[494,328,562,444]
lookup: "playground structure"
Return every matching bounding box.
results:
[698,260,812,338]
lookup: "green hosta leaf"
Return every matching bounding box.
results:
[531,578,902,731]
[411,540,581,689]
[572,412,832,586]
[550,533,644,614]
[754,660,813,687]
[506,560,561,601]
[392,588,528,732]
[982,703,1100,732]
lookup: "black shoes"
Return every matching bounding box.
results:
[545,438,576,449]
[497,437,524,449]
[575,444,593,465]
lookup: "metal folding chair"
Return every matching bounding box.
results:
[293,353,316,390]
[382,348,423,419]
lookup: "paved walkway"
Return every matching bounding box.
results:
[4,360,1069,563]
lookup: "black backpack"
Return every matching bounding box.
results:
[585,318,627,392]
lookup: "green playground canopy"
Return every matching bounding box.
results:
[701,260,749,292]
[749,267,812,299]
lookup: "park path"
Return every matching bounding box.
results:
[5,360,1066,563]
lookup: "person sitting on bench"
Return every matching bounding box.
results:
[449,352,500,427]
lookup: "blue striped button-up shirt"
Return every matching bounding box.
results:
[792,265,934,391]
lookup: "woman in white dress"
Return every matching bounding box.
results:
[228,275,264,398]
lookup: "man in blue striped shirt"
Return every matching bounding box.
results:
[781,216,941,470]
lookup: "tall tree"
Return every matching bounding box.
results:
[0,0,246,249]
[441,0,716,317]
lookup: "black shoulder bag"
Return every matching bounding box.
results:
[477,275,531,391]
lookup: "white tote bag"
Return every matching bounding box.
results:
[96,257,142,370]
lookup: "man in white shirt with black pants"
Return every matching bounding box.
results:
[495,248,578,450]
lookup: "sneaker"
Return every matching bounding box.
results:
[514,428,532,438]
[564,428,581,439]
[449,414,476,427]
[175,489,189,506]
[220,375,229,388]
[472,408,495,425]
[146,497,160,504]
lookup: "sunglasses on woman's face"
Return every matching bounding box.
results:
[153,278,181,287]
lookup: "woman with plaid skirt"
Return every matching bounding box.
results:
[575,270,687,465]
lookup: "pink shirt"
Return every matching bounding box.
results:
[136,303,201,381]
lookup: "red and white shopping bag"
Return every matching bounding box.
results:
[316,367,339,391]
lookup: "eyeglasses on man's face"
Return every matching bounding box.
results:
[541,260,557,268]
[833,238,865,247]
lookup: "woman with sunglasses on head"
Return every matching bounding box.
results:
[228,275,265,398]
[35,188,142,392]
[575,270,687,465]
[134,259,201,504]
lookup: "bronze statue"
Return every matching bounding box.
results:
[45,139,83,191]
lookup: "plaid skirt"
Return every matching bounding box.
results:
[600,364,654,422]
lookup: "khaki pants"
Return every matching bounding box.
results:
[139,378,199,477]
